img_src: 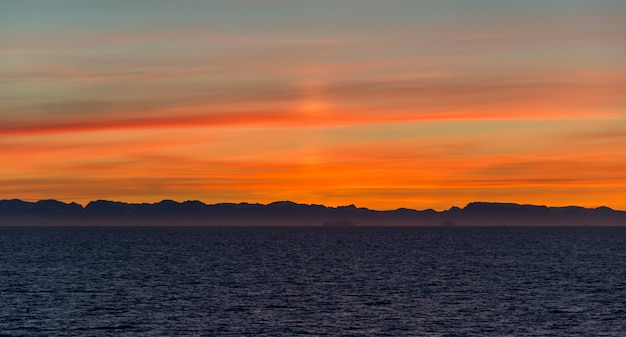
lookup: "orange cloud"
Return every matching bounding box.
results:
[3,2,626,212]
[6,123,625,211]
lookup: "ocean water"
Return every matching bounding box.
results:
[1,226,625,336]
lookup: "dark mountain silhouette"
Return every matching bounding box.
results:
[0,199,624,226]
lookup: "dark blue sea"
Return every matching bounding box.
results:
[1,226,625,336]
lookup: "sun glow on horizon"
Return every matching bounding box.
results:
[2,1,625,211]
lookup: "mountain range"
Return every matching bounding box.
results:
[0,199,624,226]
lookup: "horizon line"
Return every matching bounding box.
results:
[2,198,621,213]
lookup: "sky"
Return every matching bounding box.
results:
[1,0,625,210]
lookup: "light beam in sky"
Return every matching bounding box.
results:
[1,0,625,210]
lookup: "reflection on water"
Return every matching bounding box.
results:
[1,226,625,336]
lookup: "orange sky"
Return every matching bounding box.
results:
[1,1,625,210]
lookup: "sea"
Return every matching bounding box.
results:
[1,226,625,336]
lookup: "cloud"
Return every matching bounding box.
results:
[3,66,625,137]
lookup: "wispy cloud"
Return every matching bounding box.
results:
[2,1,626,210]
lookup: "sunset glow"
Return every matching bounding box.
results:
[2,1,625,210]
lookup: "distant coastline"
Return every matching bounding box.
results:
[0,199,624,227]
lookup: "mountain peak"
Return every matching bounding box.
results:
[0,199,624,227]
